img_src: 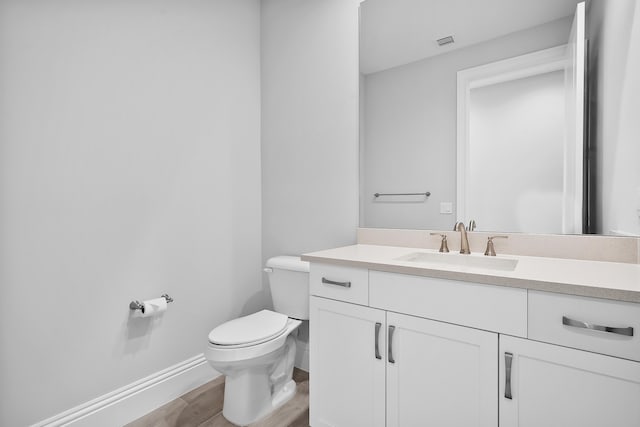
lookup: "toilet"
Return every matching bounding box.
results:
[204,256,309,426]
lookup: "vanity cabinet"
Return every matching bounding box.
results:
[499,290,640,427]
[308,261,640,427]
[310,264,499,427]
[309,297,385,427]
[385,311,497,427]
[499,335,640,427]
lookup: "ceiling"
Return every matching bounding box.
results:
[360,0,582,74]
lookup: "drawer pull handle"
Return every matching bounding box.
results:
[504,352,513,400]
[321,277,351,288]
[562,316,634,337]
[374,322,382,360]
[388,325,396,364]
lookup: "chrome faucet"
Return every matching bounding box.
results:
[454,221,471,254]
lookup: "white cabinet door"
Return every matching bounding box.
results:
[500,335,640,427]
[310,296,386,427]
[386,312,498,427]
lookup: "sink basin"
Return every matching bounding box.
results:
[395,251,518,271]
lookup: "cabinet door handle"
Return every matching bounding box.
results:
[321,277,351,288]
[388,325,396,364]
[374,322,382,360]
[562,316,634,336]
[504,352,513,400]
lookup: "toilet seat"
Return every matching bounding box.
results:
[206,317,302,363]
[208,310,288,348]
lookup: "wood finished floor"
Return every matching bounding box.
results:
[126,368,309,427]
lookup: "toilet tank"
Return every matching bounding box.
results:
[265,256,310,320]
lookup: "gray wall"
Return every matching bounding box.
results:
[0,0,363,423]
[587,0,640,236]
[261,0,360,262]
[360,17,572,229]
[260,0,361,366]
[0,1,264,425]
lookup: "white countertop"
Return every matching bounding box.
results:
[301,244,640,303]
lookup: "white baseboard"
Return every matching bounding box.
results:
[32,354,219,427]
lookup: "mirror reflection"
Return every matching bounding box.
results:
[359,0,640,236]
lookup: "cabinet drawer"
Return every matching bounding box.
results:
[310,263,369,305]
[369,271,527,337]
[528,291,640,362]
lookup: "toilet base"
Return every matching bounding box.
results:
[222,379,297,426]
[271,379,296,410]
[218,334,299,426]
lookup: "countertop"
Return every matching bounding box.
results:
[301,244,640,303]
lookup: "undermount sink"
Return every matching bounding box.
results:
[395,251,518,271]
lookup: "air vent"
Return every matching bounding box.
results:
[436,35,455,46]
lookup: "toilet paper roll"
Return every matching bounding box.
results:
[134,297,168,318]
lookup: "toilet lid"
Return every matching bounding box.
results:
[208,310,289,346]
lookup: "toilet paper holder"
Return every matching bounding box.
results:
[129,294,174,312]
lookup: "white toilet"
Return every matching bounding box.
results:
[204,256,309,426]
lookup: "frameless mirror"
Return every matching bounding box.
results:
[359,0,638,236]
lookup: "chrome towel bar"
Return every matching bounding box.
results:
[374,191,431,198]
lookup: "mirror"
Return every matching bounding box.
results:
[359,0,640,236]
[457,33,584,234]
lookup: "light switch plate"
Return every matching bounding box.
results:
[440,202,453,214]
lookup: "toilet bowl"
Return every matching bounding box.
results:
[205,256,309,426]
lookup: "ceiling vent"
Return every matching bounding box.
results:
[436,35,455,46]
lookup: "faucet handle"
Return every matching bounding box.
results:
[430,233,450,253]
[484,235,508,256]
[468,219,476,231]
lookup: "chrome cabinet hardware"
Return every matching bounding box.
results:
[375,322,382,360]
[504,352,513,399]
[430,233,450,253]
[562,316,634,337]
[388,325,396,364]
[484,235,508,256]
[321,277,352,288]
